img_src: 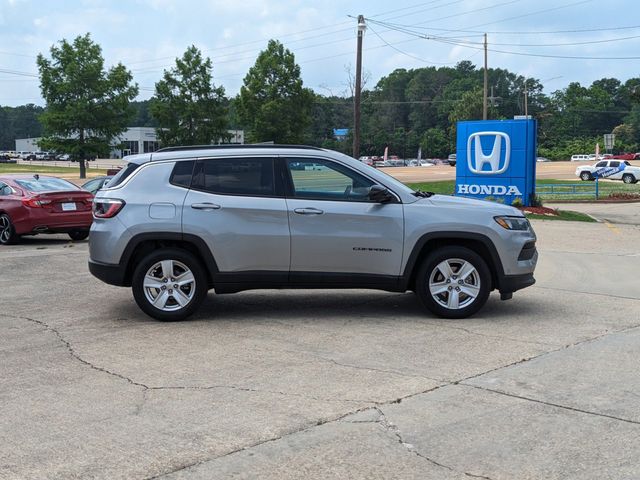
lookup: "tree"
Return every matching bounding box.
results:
[420,127,449,158]
[37,34,138,178]
[237,40,313,143]
[150,46,228,146]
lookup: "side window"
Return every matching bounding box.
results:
[595,161,607,168]
[170,160,195,188]
[609,161,620,168]
[192,158,275,196]
[0,182,8,196]
[286,158,375,202]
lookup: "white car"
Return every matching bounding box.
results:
[575,160,640,183]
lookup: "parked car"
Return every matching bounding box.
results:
[0,153,17,164]
[575,160,640,183]
[358,156,373,166]
[88,145,537,321]
[611,153,640,161]
[81,176,113,195]
[571,154,591,162]
[448,154,457,166]
[0,174,93,245]
[18,151,36,160]
[536,157,551,162]
[56,153,71,161]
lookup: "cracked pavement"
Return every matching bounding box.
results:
[1,216,640,479]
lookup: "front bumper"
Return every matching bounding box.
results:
[499,272,536,294]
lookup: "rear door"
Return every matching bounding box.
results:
[607,161,624,179]
[283,157,404,277]
[181,157,290,274]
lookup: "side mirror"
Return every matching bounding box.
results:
[368,184,394,203]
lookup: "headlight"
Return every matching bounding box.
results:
[494,216,530,231]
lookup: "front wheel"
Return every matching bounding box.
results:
[579,171,592,181]
[622,173,637,184]
[0,214,20,245]
[415,246,491,319]
[131,248,208,321]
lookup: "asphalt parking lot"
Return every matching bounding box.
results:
[1,212,640,479]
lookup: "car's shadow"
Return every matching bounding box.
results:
[106,289,543,326]
[15,235,87,247]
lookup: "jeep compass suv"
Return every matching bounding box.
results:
[88,145,537,321]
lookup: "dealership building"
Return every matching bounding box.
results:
[15,127,245,158]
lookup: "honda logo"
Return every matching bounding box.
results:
[467,131,510,175]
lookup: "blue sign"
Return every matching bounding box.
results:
[455,119,537,206]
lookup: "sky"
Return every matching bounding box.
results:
[0,0,639,107]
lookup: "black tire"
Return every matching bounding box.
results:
[131,248,208,321]
[0,213,20,245]
[622,173,636,184]
[415,246,491,319]
[68,230,90,241]
[579,171,592,181]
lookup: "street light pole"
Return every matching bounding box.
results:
[353,15,365,159]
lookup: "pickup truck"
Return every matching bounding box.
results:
[575,160,640,183]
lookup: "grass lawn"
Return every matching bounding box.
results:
[0,163,108,175]
[525,210,597,222]
[407,179,639,201]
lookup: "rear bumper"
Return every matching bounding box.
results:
[15,211,93,235]
[88,260,128,287]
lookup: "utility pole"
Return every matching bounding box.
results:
[353,15,365,159]
[524,82,529,117]
[483,33,488,120]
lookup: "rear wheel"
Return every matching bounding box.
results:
[132,248,208,321]
[580,171,592,181]
[415,246,491,319]
[622,173,636,184]
[68,230,89,241]
[0,214,20,245]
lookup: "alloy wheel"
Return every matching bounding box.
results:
[428,258,481,310]
[142,260,196,312]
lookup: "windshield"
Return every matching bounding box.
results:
[15,177,79,192]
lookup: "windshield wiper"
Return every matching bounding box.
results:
[413,190,434,198]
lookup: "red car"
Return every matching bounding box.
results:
[611,153,640,161]
[0,174,93,245]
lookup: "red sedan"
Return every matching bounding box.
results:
[0,174,93,245]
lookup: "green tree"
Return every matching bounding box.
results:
[150,46,228,146]
[37,33,138,178]
[237,40,313,143]
[420,127,449,158]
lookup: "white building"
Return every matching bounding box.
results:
[16,127,245,158]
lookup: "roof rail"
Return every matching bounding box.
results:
[155,144,325,153]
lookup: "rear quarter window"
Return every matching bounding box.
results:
[170,160,195,188]
[106,162,141,188]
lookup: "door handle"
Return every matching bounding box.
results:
[191,202,221,211]
[294,207,324,215]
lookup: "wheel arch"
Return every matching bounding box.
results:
[402,232,504,292]
[119,233,218,287]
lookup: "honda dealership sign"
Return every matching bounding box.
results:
[456,119,537,206]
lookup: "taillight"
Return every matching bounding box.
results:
[93,198,125,218]
[22,197,52,208]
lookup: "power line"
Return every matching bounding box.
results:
[432,37,640,60]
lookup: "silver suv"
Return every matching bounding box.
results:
[89,145,537,321]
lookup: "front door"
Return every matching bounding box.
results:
[283,157,404,276]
